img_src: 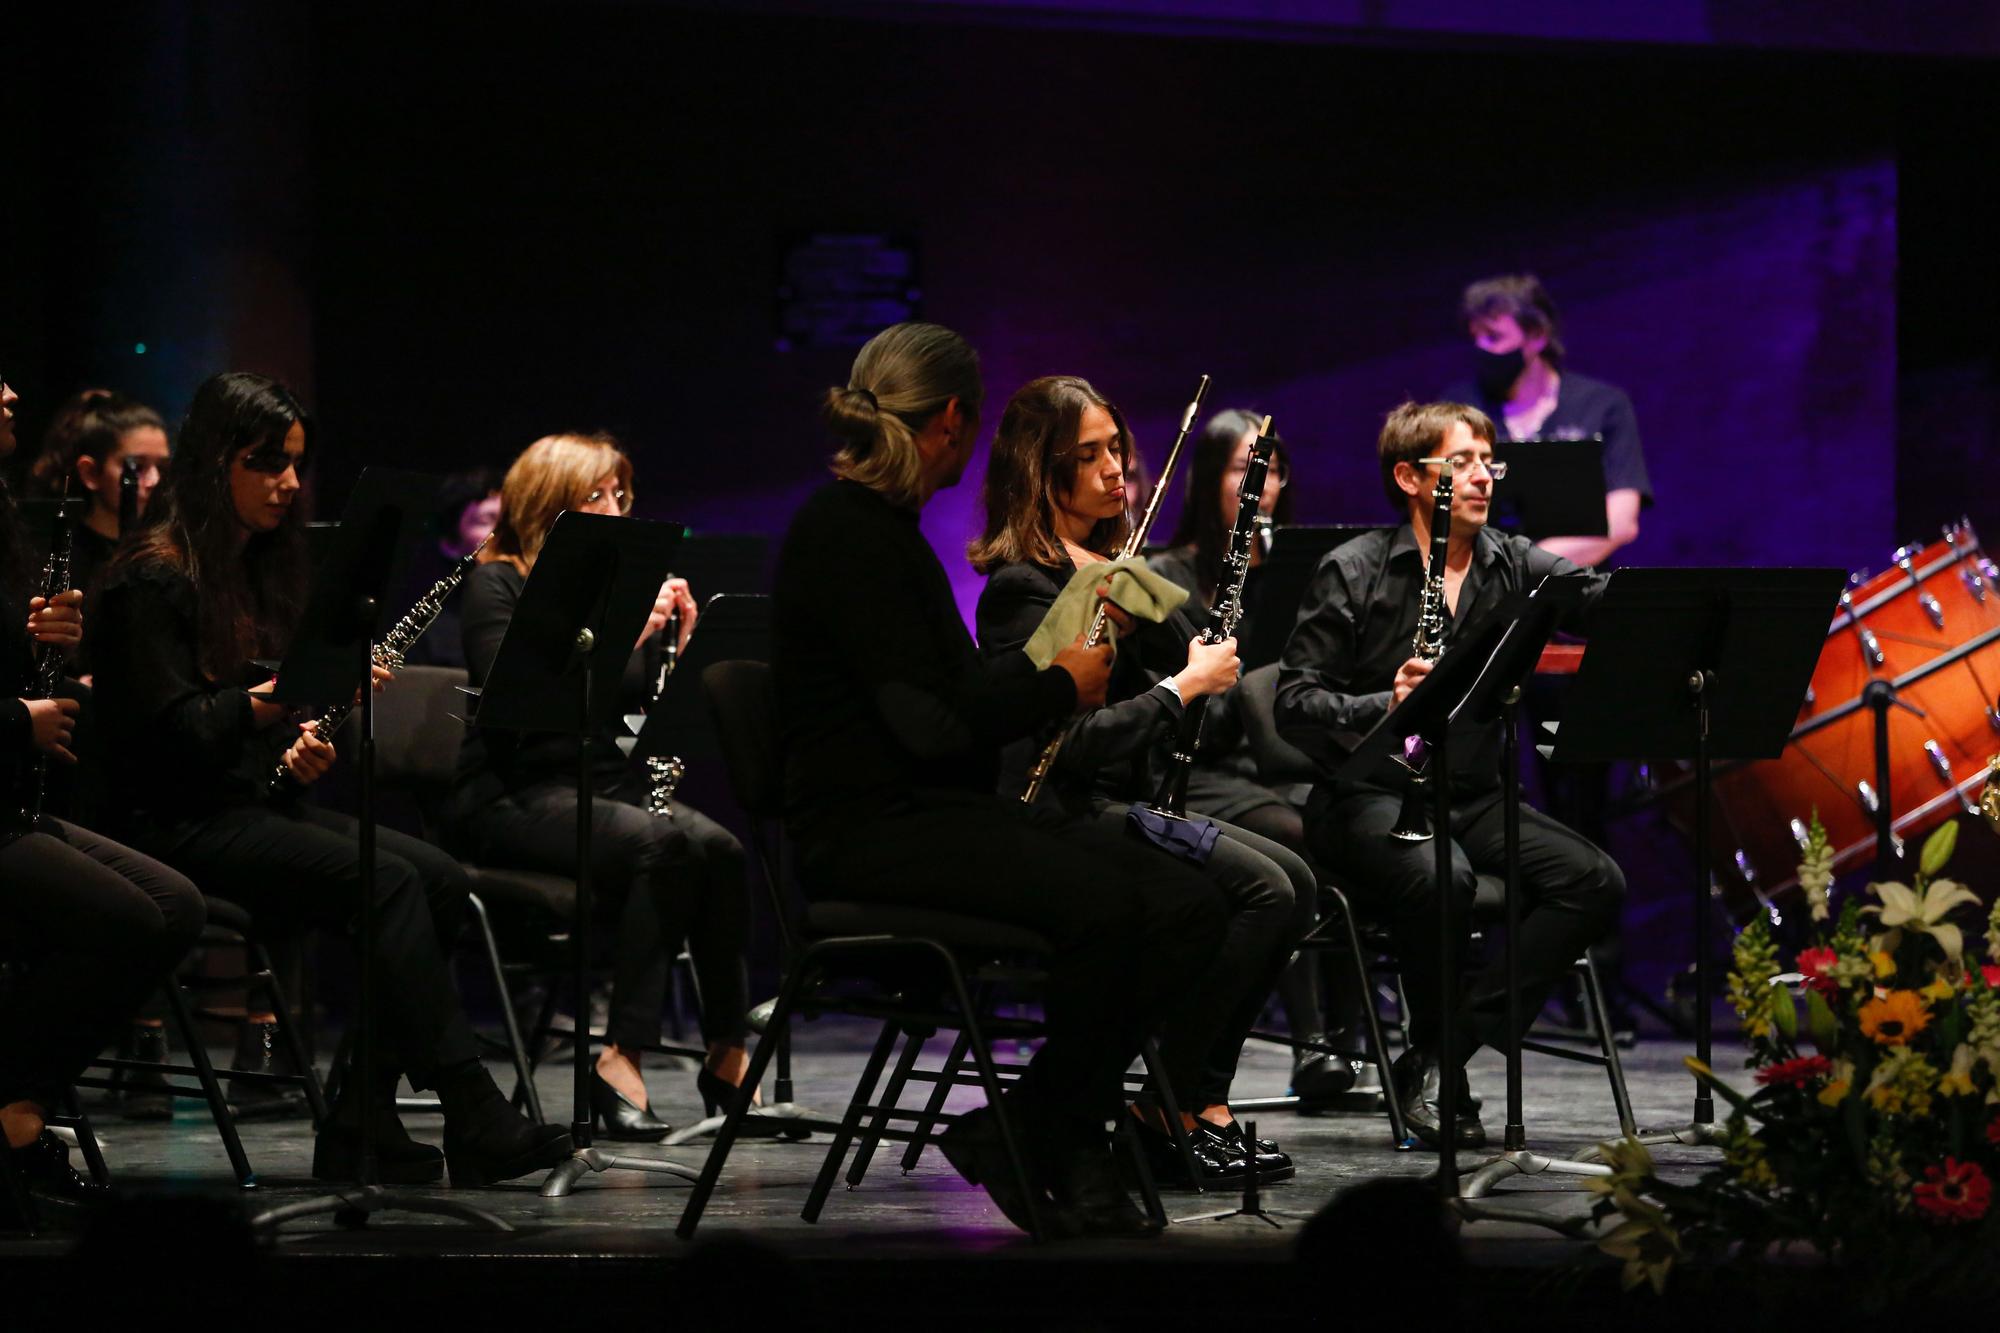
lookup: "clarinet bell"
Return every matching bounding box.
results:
[1388,772,1434,842]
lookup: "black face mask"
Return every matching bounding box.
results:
[1473,347,1525,399]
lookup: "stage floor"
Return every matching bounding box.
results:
[5,1020,1735,1267]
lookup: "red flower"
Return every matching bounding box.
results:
[1797,947,1839,995]
[1913,1158,1993,1224]
[1755,1055,1832,1088]
[1982,964,2000,990]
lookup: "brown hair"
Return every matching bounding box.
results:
[1377,401,1495,512]
[825,322,983,509]
[1460,273,1565,370]
[968,376,1133,575]
[488,433,633,574]
[30,388,168,494]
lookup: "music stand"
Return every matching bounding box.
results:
[1242,525,1382,670]
[458,510,703,1197]
[1548,567,1844,1149]
[1490,438,1609,540]
[250,469,510,1233]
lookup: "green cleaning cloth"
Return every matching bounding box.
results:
[1023,558,1190,670]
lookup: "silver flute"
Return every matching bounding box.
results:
[269,536,487,791]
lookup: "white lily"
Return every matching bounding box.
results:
[1866,878,1983,960]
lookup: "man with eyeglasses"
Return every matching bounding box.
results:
[1273,401,1625,1148]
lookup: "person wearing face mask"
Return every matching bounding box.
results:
[972,377,1314,1189]
[92,372,573,1189]
[447,433,759,1143]
[1276,401,1624,1149]
[1443,273,1651,570]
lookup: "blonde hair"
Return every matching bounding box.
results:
[824,322,983,509]
[488,432,633,573]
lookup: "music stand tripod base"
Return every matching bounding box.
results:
[1460,1149,1614,1200]
[661,1100,822,1147]
[1573,1120,1730,1163]
[541,1147,705,1198]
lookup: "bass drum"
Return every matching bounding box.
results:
[1682,522,2000,918]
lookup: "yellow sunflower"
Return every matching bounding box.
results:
[1859,990,1933,1046]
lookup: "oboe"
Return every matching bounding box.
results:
[1386,456,1457,843]
[1020,374,1211,805]
[24,484,77,822]
[268,536,487,793]
[1147,420,1274,818]
[643,588,686,819]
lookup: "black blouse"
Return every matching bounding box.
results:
[975,557,1192,812]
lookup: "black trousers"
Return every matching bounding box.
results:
[800,791,1226,1147]
[1096,804,1310,1107]
[0,820,205,1109]
[1305,784,1625,1058]
[141,802,480,1088]
[457,778,750,1050]
[1208,801,1333,1049]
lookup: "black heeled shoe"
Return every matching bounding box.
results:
[589,1069,671,1141]
[696,1066,784,1137]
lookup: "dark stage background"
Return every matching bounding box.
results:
[5,1,1999,1001]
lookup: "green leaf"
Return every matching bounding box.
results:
[1771,990,1797,1040]
[1920,821,1959,878]
[1804,989,1839,1051]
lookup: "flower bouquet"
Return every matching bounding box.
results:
[1588,811,2000,1299]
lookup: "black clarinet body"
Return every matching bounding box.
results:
[24,490,77,822]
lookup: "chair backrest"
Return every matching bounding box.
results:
[1235,662,1319,785]
[701,659,781,817]
[373,664,471,791]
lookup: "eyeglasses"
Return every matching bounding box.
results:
[1428,454,1508,481]
[585,486,632,514]
[1225,458,1290,489]
[238,447,309,478]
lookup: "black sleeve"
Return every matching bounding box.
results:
[977,563,1182,778]
[1517,541,1612,634]
[806,513,1074,761]
[1275,550,1392,766]
[1598,386,1652,504]
[96,567,261,775]
[458,562,521,688]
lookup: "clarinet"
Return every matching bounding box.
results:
[1020,374,1212,804]
[23,485,77,822]
[1386,456,1457,843]
[1147,424,1275,818]
[642,591,686,819]
[268,536,487,793]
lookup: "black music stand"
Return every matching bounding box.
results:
[249,469,510,1233]
[1334,585,1567,1209]
[1548,567,1843,1150]
[1490,437,1609,540]
[1242,525,1382,670]
[459,511,701,1197]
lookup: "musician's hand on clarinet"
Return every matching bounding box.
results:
[665,577,698,654]
[352,663,394,705]
[1052,633,1114,710]
[25,589,83,649]
[281,722,337,786]
[637,582,676,649]
[1391,655,1433,708]
[1173,635,1240,700]
[23,696,79,763]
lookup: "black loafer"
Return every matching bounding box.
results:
[1210,1121,1295,1183]
[1132,1114,1250,1188]
[9,1131,110,1225]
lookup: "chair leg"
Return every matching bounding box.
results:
[803,1020,902,1224]
[1327,885,1409,1148]
[1578,952,1638,1138]
[676,958,810,1241]
[162,976,257,1188]
[1140,1037,1205,1193]
[937,949,1044,1241]
[900,1027,971,1173]
[522,979,563,1081]
[251,939,328,1125]
[846,1026,928,1189]
[468,895,543,1125]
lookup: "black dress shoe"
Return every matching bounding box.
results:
[1391,1049,1487,1150]
[1132,1113,1250,1188]
[11,1131,110,1218]
[1210,1121,1295,1182]
[434,1063,573,1187]
[228,1021,310,1122]
[119,1023,174,1122]
[311,1122,448,1185]
[1290,1038,1358,1113]
[1047,1144,1160,1238]
[937,1104,1056,1236]
[589,1070,671,1141]
[696,1066,786,1137]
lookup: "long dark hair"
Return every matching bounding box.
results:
[968,376,1134,575]
[1166,408,1293,599]
[118,372,312,677]
[28,389,167,495]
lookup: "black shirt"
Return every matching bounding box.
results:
[1442,369,1653,506]
[773,480,1076,848]
[450,560,656,816]
[975,558,1190,811]
[93,558,295,829]
[1274,524,1605,795]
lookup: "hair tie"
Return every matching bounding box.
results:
[851,387,879,410]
